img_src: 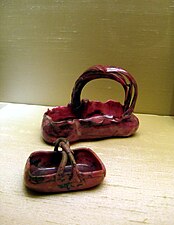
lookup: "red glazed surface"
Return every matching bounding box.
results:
[24,139,106,193]
[42,65,139,144]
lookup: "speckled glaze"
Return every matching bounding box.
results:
[42,65,139,144]
[24,138,106,193]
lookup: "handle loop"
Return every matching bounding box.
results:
[54,138,81,182]
[71,65,138,119]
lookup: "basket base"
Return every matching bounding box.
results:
[41,100,139,144]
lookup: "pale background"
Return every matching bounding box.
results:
[0,0,174,115]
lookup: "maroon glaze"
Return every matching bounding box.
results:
[24,138,106,193]
[42,65,139,144]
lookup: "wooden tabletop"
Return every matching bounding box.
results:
[0,102,174,225]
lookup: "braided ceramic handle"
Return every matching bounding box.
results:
[71,65,138,118]
[54,138,81,183]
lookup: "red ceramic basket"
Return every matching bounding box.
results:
[24,138,106,193]
[42,65,139,144]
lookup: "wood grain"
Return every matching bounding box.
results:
[0,103,174,224]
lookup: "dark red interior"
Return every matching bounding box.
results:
[29,149,102,176]
[45,100,124,122]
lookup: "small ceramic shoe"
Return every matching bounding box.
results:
[24,138,106,193]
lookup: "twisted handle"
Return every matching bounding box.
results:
[54,138,81,182]
[71,65,138,119]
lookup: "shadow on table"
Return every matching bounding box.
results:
[23,181,106,198]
